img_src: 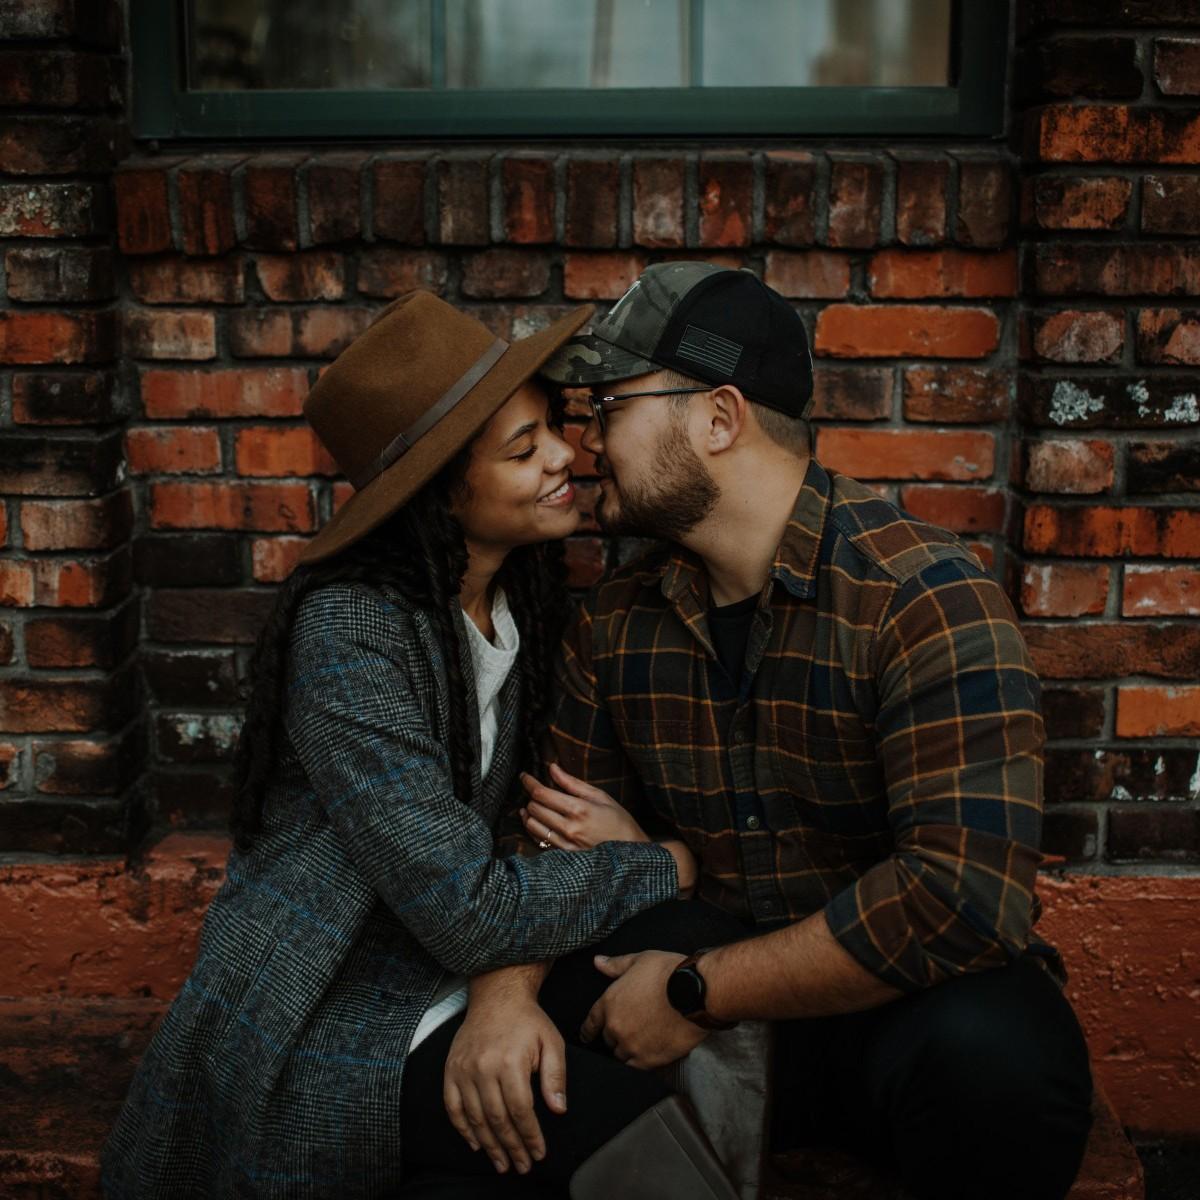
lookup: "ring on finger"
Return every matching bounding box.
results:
[535,819,553,850]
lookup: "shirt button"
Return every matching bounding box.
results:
[745,815,761,831]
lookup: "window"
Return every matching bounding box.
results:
[131,0,1008,139]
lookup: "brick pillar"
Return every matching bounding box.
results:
[0,0,141,853]
[1016,1,1200,865]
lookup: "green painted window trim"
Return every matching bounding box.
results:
[131,0,1008,141]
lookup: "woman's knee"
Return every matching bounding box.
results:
[591,899,749,958]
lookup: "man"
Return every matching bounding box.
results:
[445,263,1093,1200]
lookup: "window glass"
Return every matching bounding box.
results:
[187,0,951,93]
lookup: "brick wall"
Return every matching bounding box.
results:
[0,0,1196,869]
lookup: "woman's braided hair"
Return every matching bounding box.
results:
[230,436,569,853]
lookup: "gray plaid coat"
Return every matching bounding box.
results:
[101,582,678,1198]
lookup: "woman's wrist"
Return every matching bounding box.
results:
[661,839,697,896]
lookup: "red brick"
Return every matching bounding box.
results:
[372,155,427,244]
[763,251,849,299]
[0,181,107,239]
[0,670,134,734]
[1154,38,1200,96]
[1024,622,1200,681]
[357,248,447,298]
[125,427,222,476]
[633,159,685,249]
[150,482,315,533]
[1126,440,1200,493]
[1032,310,1124,364]
[235,427,338,477]
[2,553,131,609]
[1019,561,1109,618]
[0,505,6,547]
[562,424,599,477]
[1122,565,1200,616]
[564,537,606,588]
[893,156,948,247]
[1035,242,1200,297]
[1117,686,1200,737]
[697,157,752,248]
[26,604,137,670]
[0,744,16,788]
[0,311,114,364]
[1024,505,1200,559]
[123,310,216,361]
[764,151,816,246]
[255,252,345,302]
[813,305,999,359]
[33,732,142,796]
[0,0,123,44]
[241,153,305,251]
[0,430,123,497]
[251,537,309,583]
[0,563,34,606]
[307,153,366,244]
[564,159,619,248]
[147,589,276,645]
[1037,104,1200,164]
[1031,175,1132,231]
[4,246,113,303]
[1022,36,1142,101]
[20,493,132,551]
[1137,308,1200,365]
[563,252,647,301]
[229,307,373,358]
[332,481,354,513]
[809,368,892,421]
[0,48,115,108]
[128,255,243,305]
[0,115,120,176]
[955,159,1012,247]
[826,157,882,249]
[1142,174,1200,235]
[461,250,550,300]
[502,156,555,244]
[436,156,490,245]
[141,367,309,419]
[1025,439,1114,494]
[816,429,994,482]
[900,485,1006,534]
[177,157,242,257]
[11,371,120,427]
[868,250,1017,299]
[903,366,1012,423]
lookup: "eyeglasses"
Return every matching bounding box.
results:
[588,387,711,434]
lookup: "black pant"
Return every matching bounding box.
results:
[400,900,1093,1200]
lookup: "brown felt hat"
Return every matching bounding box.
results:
[299,292,593,565]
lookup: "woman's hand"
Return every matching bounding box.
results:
[444,984,565,1176]
[519,762,650,849]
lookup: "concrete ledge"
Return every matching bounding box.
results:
[1,834,1197,1138]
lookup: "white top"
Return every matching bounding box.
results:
[409,588,520,1051]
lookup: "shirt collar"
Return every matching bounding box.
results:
[658,457,833,605]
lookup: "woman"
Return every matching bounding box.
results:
[101,293,720,1199]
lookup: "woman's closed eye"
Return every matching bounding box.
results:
[511,443,537,461]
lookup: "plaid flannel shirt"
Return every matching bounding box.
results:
[549,458,1051,994]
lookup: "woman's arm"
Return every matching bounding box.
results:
[283,584,680,977]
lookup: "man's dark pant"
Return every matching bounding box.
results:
[537,899,1094,1200]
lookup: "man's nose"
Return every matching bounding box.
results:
[580,415,604,457]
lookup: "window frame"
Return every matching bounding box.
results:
[130,0,1009,141]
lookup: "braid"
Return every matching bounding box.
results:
[230,446,570,852]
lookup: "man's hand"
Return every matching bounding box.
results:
[581,950,708,1069]
[443,992,565,1175]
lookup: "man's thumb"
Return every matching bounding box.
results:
[594,952,633,977]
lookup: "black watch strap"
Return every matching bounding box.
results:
[667,950,738,1031]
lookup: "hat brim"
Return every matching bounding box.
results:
[299,305,593,566]
[538,332,661,387]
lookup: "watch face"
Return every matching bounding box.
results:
[667,963,704,1016]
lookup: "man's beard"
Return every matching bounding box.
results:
[595,418,719,541]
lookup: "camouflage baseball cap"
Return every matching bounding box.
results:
[540,261,814,418]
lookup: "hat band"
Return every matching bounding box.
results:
[349,337,509,490]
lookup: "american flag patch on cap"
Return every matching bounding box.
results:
[677,324,742,376]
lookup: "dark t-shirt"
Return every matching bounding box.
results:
[707,592,758,682]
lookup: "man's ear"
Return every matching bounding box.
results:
[705,385,748,453]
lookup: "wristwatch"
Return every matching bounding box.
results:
[666,950,738,1031]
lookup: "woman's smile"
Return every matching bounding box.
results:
[537,479,575,507]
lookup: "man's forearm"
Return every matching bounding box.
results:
[467,961,552,1005]
[702,910,902,1022]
